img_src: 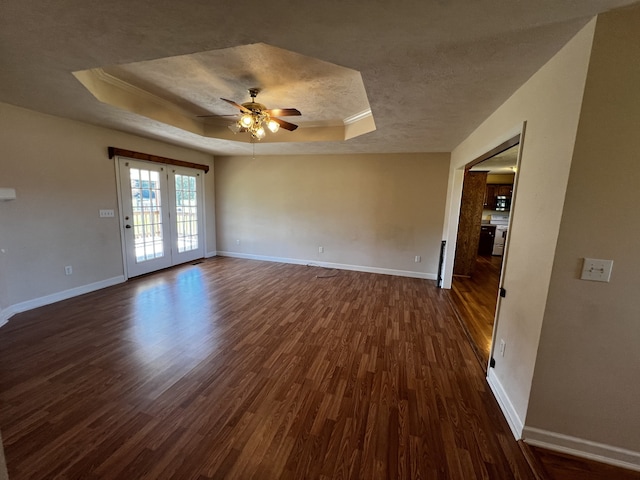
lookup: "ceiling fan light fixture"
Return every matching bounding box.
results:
[237,111,273,139]
[222,89,300,141]
[240,113,254,128]
[267,119,280,133]
[254,125,266,139]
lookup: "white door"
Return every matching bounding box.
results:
[118,158,204,277]
[168,166,205,266]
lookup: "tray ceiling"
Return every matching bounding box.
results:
[1,0,638,156]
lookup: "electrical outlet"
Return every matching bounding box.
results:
[65,266,73,275]
[499,339,506,357]
[236,239,241,246]
[415,255,421,263]
[319,246,324,253]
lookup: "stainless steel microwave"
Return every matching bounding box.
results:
[495,196,511,211]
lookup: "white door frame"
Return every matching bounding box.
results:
[115,156,206,279]
[441,125,525,369]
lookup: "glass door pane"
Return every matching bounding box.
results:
[119,159,172,277]
[175,173,198,253]
[170,168,204,265]
[131,168,165,261]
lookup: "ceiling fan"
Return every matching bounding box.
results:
[214,88,301,140]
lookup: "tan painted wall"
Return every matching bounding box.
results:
[215,153,450,276]
[443,20,596,428]
[526,6,640,453]
[0,102,215,311]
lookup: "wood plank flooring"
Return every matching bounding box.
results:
[523,444,640,480]
[447,256,640,480]
[448,255,502,366]
[0,257,535,479]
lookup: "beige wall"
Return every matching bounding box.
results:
[443,20,596,431]
[0,102,215,317]
[215,153,450,277]
[446,6,640,467]
[526,6,640,457]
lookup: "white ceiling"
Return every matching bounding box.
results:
[73,43,376,144]
[2,0,638,156]
[470,145,520,174]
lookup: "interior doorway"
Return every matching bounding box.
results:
[449,137,520,365]
[117,157,205,278]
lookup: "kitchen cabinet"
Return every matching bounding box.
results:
[496,185,513,196]
[484,183,513,209]
[484,185,497,209]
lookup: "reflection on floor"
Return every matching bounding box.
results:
[448,255,502,366]
[0,257,536,479]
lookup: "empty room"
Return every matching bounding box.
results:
[1,1,640,479]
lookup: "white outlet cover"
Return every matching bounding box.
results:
[581,258,613,282]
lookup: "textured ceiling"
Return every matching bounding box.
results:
[1,0,638,156]
[74,43,375,143]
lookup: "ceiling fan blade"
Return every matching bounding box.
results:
[196,114,238,118]
[220,98,251,113]
[271,117,298,131]
[265,108,301,117]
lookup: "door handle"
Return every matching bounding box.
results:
[125,225,132,229]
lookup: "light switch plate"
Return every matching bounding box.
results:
[581,258,613,282]
[99,209,115,218]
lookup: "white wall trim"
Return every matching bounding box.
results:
[216,251,436,280]
[205,251,218,258]
[0,309,15,328]
[523,426,640,472]
[487,368,524,439]
[0,276,126,327]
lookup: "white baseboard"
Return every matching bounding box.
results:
[0,311,11,328]
[205,250,217,258]
[216,251,437,280]
[0,276,126,327]
[487,368,524,439]
[523,426,640,472]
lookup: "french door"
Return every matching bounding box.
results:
[118,158,204,277]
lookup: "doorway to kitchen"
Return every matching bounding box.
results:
[449,136,520,366]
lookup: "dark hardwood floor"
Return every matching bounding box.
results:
[522,444,640,480]
[447,256,640,480]
[448,255,502,366]
[0,257,535,479]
